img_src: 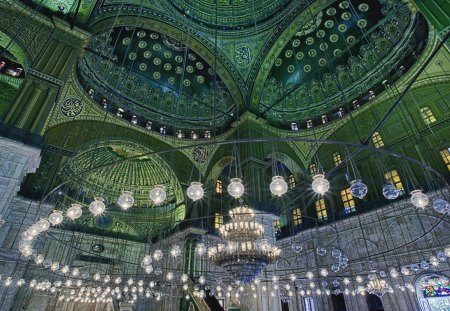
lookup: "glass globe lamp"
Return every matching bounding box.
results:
[66,204,83,220]
[187,182,204,201]
[36,219,50,232]
[291,242,303,254]
[350,180,368,199]
[433,198,450,213]
[382,183,399,200]
[410,190,429,209]
[270,176,288,197]
[153,249,163,261]
[149,185,166,205]
[118,191,134,210]
[311,174,330,195]
[48,211,64,226]
[89,197,106,216]
[227,178,245,198]
[195,243,207,256]
[170,245,182,258]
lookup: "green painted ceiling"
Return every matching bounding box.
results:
[168,0,293,29]
[61,141,185,207]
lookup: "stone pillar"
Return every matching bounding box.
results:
[0,137,41,310]
[2,18,90,134]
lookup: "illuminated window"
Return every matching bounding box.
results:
[372,132,384,148]
[214,213,223,229]
[420,107,437,125]
[315,199,327,220]
[273,220,280,230]
[215,180,223,193]
[310,163,318,175]
[333,152,342,167]
[385,169,403,191]
[440,148,450,171]
[293,208,302,226]
[288,174,296,189]
[341,188,355,213]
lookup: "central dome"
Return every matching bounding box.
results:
[168,0,293,29]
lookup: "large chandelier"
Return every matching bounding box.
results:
[366,278,390,298]
[208,206,281,284]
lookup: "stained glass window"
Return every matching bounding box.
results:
[315,199,327,220]
[215,180,223,193]
[293,208,302,225]
[385,169,404,192]
[310,163,318,175]
[288,174,296,188]
[372,132,384,148]
[422,277,450,297]
[440,148,450,171]
[333,152,342,167]
[420,107,437,125]
[341,188,355,213]
[214,213,223,229]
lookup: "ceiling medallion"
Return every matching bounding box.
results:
[192,146,209,163]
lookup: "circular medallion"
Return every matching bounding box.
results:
[186,65,194,73]
[285,50,293,58]
[275,58,282,66]
[357,19,368,28]
[330,34,339,42]
[287,65,295,73]
[197,76,205,83]
[153,58,161,65]
[338,24,347,32]
[137,30,146,38]
[168,77,175,84]
[153,44,161,51]
[122,37,131,45]
[347,36,356,44]
[320,43,328,51]
[358,3,369,12]
[144,51,152,58]
[296,52,304,60]
[308,49,317,57]
[164,51,172,59]
[138,41,147,49]
[164,63,172,71]
[183,79,191,86]
[192,146,209,163]
[292,39,301,47]
[188,53,196,61]
[175,55,183,63]
[316,30,326,38]
[304,64,312,72]
[176,67,183,74]
[139,63,147,71]
[318,58,327,66]
[196,62,204,70]
[306,37,314,45]
[339,1,349,9]
[325,20,334,28]
[333,49,342,56]
[60,97,83,118]
[129,52,137,60]
[342,12,351,20]
[153,71,161,79]
[326,8,336,16]
[150,33,159,39]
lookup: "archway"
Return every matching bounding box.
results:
[416,274,450,311]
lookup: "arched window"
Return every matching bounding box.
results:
[293,208,302,226]
[440,148,450,171]
[333,152,342,166]
[315,199,327,220]
[416,274,450,311]
[341,188,355,213]
[420,107,437,125]
[215,180,222,193]
[310,163,318,175]
[288,174,296,188]
[372,132,384,148]
[214,213,223,229]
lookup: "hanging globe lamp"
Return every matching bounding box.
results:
[350,180,368,199]
[66,204,83,220]
[187,182,204,201]
[270,176,288,196]
[410,190,428,209]
[117,191,134,210]
[311,174,330,195]
[149,185,166,205]
[89,197,106,216]
[227,178,245,198]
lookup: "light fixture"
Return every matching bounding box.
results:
[48,211,64,226]
[187,182,204,201]
[311,174,330,195]
[410,190,428,208]
[350,180,368,199]
[117,191,134,210]
[89,197,106,216]
[432,198,450,213]
[366,278,389,298]
[35,219,50,232]
[269,176,288,196]
[227,178,245,198]
[382,183,399,200]
[66,204,83,220]
[195,243,207,256]
[149,185,166,205]
[170,245,182,258]
[208,206,280,283]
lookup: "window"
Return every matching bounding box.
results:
[214,213,223,229]
[288,174,296,189]
[215,180,223,193]
[303,297,315,311]
[341,188,355,213]
[333,152,342,167]
[385,169,403,191]
[293,208,302,226]
[440,148,450,171]
[306,120,313,128]
[273,219,280,230]
[310,163,318,175]
[291,122,299,131]
[372,132,384,148]
[315,199,327,220]
[420,107,437,125]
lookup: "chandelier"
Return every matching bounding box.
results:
[366,278,390,298]
[208,206,281,284]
